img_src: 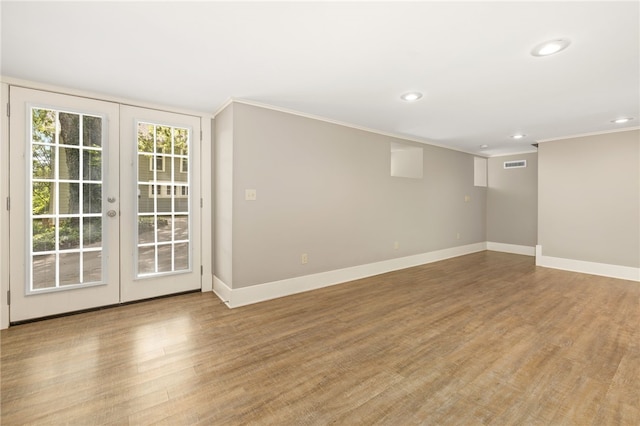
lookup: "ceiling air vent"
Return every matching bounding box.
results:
[504,160,527,169]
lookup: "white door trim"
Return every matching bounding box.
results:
[1,83,10,329]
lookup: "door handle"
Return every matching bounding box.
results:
[107,210,117,217]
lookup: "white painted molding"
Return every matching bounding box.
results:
[213,276,232,306]
[202,273,213,294]
[1,83,9,330]
[212,97,233,117]
[536,126,640,143]
[200,116,213,293]
[536,245,640,282]
[487,242,535,256]
[213,243,487,308]
[227,99,537,159]
[230,98,485,156]
[487,150,538,158]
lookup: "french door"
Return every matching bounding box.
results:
[9,88,201,322]
[119,106,201,302]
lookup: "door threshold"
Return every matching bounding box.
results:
[9,290,201,326]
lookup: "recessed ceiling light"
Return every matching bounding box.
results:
[400,92,423,102]
[480,144,489,149]
[511,134,526,140]
[611,117,634,124]
[531,39,571,57]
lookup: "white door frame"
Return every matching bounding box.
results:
[1,82,10,329]
[0,78,212,328]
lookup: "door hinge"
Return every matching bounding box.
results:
[6,102,9,117]
[200,265,203,276]
[200,130,203,141]
[5,197,9,211]
[6,290,10,306]
[200,198,203,208]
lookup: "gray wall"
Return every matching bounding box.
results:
[487,152,538,247]
[213,104,234,285]
[218,102,486,289]
[538,129,639,267]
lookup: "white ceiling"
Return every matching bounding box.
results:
[2,1,638,156]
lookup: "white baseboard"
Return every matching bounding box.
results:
[213,276,232,306]
[536,245,640,282]
[487,242,535,256]
[213,242,487,308]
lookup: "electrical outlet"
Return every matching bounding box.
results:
[245,189,257,201]
[301,253,308,264]
[464,195,470,202]
[456,232,461,240]
[394,241,399,249]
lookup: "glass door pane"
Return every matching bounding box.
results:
[136,122,191,277]
[30,107,105,292]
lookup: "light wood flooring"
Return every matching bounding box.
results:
[1,251,639,425]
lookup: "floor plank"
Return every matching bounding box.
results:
[1,251,638,425]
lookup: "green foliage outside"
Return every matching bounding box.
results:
[32,218,102,252]
[30,113,190,254]
[137,123,189,155]
[31,108,104,251]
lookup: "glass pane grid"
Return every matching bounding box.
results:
[136,121,191,277]
[29,107,105,292]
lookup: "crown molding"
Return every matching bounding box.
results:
[536,126,640,143]
[225,98,482,156]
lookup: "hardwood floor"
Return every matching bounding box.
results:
[1,251,638,425]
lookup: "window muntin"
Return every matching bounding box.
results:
[136,122,191,277]
[29,107,105,292]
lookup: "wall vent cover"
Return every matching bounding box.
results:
[504,160,527,169]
